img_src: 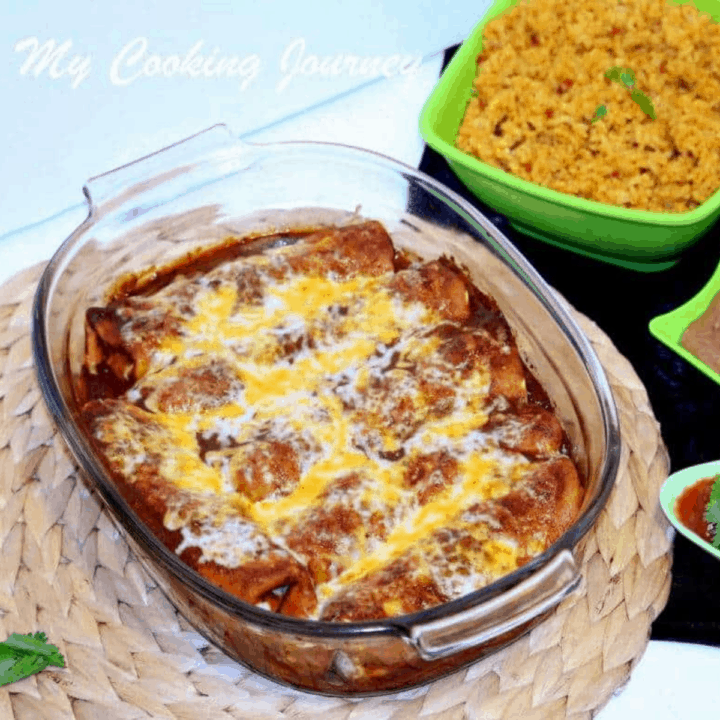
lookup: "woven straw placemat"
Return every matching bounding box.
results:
[0,262,672,720]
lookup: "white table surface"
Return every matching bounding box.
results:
[1,0,492,238]
[1,43,716,719]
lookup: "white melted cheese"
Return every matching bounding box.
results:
[92,234,569,618]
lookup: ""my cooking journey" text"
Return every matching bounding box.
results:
[13,36,422,92]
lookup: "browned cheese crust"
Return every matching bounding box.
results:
[78,219,583,621]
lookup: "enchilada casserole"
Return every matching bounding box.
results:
[77,219,584,621]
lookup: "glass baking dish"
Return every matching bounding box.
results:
[32,124,621,695]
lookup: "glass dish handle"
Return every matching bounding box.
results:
[407,549,580,661]
[82,124,253,215]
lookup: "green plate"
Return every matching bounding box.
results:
[419,0,720,272]
[659,460,720,560]
[649,259,720,385]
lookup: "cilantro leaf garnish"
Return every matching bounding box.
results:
[708,474,720,506]
[0,632,64,686]
[605,66,636,88]
[604,66,656,119]
[591,104,608,123]
[631,89,657,120]
[705,474,720,549]
[620,70,636,88]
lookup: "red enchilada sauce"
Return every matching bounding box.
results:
[675,477,717,544]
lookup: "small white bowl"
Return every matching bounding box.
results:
[659,460,720,560]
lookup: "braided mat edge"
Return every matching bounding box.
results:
[0,262,672,720]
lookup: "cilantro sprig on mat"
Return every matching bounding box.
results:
[605,66,657,120]
[705,474,720,549]
[0,632,65,686]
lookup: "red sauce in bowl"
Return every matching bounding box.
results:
[675,477,717,544]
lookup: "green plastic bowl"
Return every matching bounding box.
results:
[419,0,720,272]
[649,258,720,384]
[659,460,720,560]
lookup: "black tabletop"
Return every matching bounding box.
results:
[418,47,720,647]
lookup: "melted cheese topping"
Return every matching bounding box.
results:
[87,227,577,620]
